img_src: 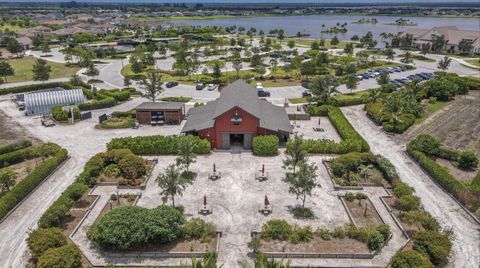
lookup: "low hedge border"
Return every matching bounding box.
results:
[406,143,480,218]
[0,146,68,221]
[78,97,116,111]
[0,139,32,155]
[106,135,211,155]
[0,81,89,96]
[0,144,47,168]
[302,105,370,154]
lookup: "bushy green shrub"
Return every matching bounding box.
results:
[260,219,292,241]
[409,135,442,156]
[382,114,415,134]
[413,231,452,265]
[111,109,136,118]
[316,228,333,240]
[373,155,398,182]
[330,152,374,177]
[38,183,87,228]
[398,195,421,211]
[88,205,185,250]
[376,224,391,241]
[289,225,313,243]
[392,249,434,268]
[0,147,67,220]
[306,105,329,116]
[423,78,458,101]
[182,218,216,242]
[403,210,440,231]
[107,135,210,155]
[252,135,279,156]
[367,231,384,251]
[37,244,82,268]
[365,102,389,123]
[160,96,192,102]
[117,154,146,179]
[0,139,32,155]
[393,181,414,198]
[51,105,80,122]
[27,227,67,259]
[457,151,478,170]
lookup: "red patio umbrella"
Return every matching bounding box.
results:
[264,195,270,207]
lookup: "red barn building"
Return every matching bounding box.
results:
[182,80,292,149]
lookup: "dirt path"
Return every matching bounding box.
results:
[400,91,480,154]
[341,105,480,268]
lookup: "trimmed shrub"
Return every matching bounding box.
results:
[367,231,384,251]
[252,135,279,156]
[398,195,421,211]
[260,219,292,241]
[37,244,82,268]
[78,97,116,111]
[392,249,434,268]
[99,117,135,129]
[38,183,87,228]
[182,218,216,242]
[306,105,329,116]
[88,205,185,250]
[373,154,398,182]
[403,210,440,231]
[0,139,32,155]
[0,147,67,220]
[51,105,68,122]
[290,225,314,244]
[0,82,67,95]
[330,152,374,177]
[27,227,67,259]
[107,135,210,155]
[413,231,452,265]
[382,114,415,134]
[393,181,414,198]
[160,96,192,102]
[365,102,388,124]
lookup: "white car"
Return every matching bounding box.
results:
[256,82,264,90]
[207,84,216,91]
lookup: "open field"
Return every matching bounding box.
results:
[401,90,480,155]
[5,56,81,84]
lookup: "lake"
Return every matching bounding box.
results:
[176,15,479,44]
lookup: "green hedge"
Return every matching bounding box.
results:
[0,139,32,155]
[365,102,414,134]
[99,117,135,129]
[0,82,67,95]
[407,143,480,213]
[160,97,192,102]
[382,114,415,134]
[78,97,116,111]
[112,109,136,118]
[107,135,211,155]
[38,182,88,228]
[0,143,58,168]
[252,135,279,156]
[0,147,68,220]
[300,106,369,154]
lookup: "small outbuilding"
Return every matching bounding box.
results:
[135,102,185,125]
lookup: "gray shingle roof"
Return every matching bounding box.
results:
[136,101,184,111]
[181,80,292,133]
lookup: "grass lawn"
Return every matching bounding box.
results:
[0,24,26,32]
[415,100,448,124]
[5,56,80,83]
[465,59,480,68]
[402,54,436,62]
[282,38,351,49]
[289,97,308,104]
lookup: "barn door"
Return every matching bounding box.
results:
[221,133,230,149]
[243,133,253,149]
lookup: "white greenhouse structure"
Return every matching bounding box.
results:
[24,88,85,116]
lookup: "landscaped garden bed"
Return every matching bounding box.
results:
[343,193,384,227]
[96,117,135,129]
[325,152,392,188]
[0,142,68,220]
[406,134,480,218]
[251,219,390,258]
[57,191,97,236]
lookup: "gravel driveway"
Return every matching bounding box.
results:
[341,105,480,268]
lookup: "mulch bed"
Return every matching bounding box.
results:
[345,198,383,227]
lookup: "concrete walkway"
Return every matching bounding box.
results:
[341,105,480,268]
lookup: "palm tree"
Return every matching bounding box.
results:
[156,164,194,207]
[269,58,278,81]
[140,71,163,102]
[358,165,373,180]
[437,56,452,71]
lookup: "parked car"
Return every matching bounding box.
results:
[302,90,312,97]
[258,90,271,97]
[165,81,179,88]
[356,75,364,80]
[256,82,264,90]
[207,84,216,91]
[301,81,310,89]
[196,83,205,90]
